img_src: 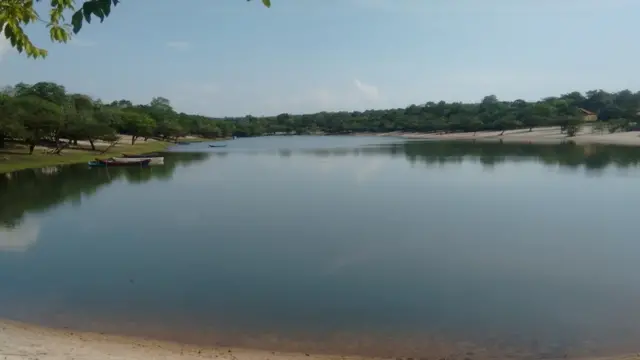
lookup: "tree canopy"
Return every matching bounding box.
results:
[0,0,271,59]
[2,81,640,153]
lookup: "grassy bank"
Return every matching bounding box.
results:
[0,138,174,174]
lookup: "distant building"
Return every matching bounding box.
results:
[578,108,598,122]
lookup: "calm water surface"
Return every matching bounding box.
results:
[2,136,640,358]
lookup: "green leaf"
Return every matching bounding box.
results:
[262,0,271,7]
[83,2,94,23]
[71,10,84,33]
[98,0,112,17]
[3,24,11,39]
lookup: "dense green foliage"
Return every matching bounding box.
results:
[2,83,639,152]
[1,0,271,59]
[0,82,237,153]
[229,90,636,137]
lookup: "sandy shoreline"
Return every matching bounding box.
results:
[357,126,640,146]
[1,319,638,360]
[0,319,380,360]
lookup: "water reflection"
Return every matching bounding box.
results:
[0,152,210,230]
[0,217,40,252]
[289,141,640,173]
[3,142,640,232]
[208,140,640,174]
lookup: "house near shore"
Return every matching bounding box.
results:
[578,108,598,122]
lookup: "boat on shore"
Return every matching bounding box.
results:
[209,144,227,148]
[88,158,152,167]
[112,156,164,165]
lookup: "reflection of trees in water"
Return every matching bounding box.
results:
[0,152,210,229]
[296,141,640,173]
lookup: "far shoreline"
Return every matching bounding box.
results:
[354,126,640,147]
[3,127,640,174]
[0,135,213,174]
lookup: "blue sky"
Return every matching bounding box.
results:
[1,0,639,117]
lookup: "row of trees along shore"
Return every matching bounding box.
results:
[1,82,640,154]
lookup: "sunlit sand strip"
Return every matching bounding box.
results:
[358,126,640,146]
[1,319,638,360]
[0,319,381,360]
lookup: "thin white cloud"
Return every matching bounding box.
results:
[69,38,96,47]
[350,0,424,12]
[249,80,388,116]
[322,245,383,276]
[167,81,220,115]
[354,79,380,100]
[167,78,386,117]
[351,0,633,15]
[166,41,190,51]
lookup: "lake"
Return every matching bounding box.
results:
[2,136,640,359]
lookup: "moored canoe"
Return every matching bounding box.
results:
[88,158,152,167]
[111,157,164,165]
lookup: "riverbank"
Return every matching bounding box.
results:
[0,319,637,360]
[0,319,377,360]
[360,126,640,146]
[0,136,209,174]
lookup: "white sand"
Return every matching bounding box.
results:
[0,320,378,360]
[2,320,639,360]
[363,126,640,146]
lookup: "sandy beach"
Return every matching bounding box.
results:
[1,319,639,360]
[0,319,380,360]
[361,126,640,146]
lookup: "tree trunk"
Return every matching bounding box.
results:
[0,132,5,149]
[500,130,505,136]
[29,130,40,154]
[131,136,137,145]
[73,140,78,146]
[89,139,96,151]
[529,127,533,132]
[53,142,69,155]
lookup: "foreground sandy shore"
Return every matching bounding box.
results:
[0,320,379,360]
[1,319,638,360]
[361,126,640,146]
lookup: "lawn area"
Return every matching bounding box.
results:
[0,138,175,174]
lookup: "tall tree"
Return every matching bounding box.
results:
[14,97,63,154]
[0,95,25,148]
[120,112,155,144]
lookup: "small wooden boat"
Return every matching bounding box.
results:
[209,144,227,148]
[88,158,152,167]
[112,156,164,165]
